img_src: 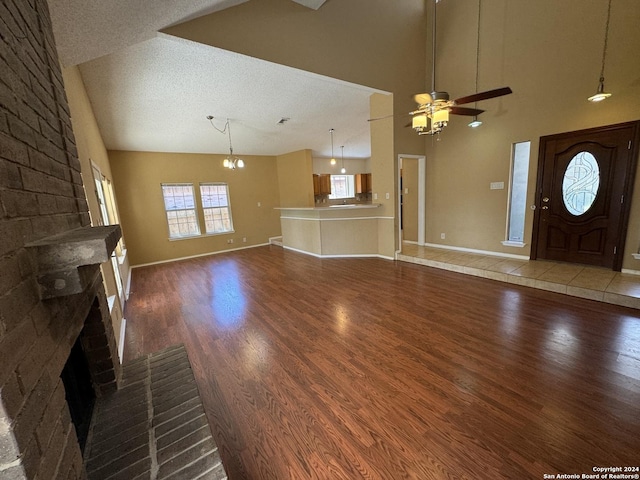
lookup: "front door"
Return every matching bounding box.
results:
[531,121,640,270]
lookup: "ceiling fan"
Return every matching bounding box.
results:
[371,0,512,136]
[413,0,511,135]
[409,86,512,136]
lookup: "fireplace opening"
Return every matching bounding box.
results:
[60,336,96,453]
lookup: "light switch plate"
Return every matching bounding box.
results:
[490,182,505,190]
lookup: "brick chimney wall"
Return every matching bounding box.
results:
[0,1,120,478]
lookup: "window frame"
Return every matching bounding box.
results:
[503,141,531,247]
[328,174,356,200]
[161,183,202,240]
[199,182,235,236]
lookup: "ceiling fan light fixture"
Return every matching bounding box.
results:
[432,108,449,129]
[468,117,483,128]
[412,113,428,132]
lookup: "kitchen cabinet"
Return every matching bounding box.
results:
[313,174,332,195]
[356,173,372,194]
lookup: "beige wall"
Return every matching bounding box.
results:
[277,149,314,207]
[109,151,282,266]
[313,157,369,175]
[62,65,127,352]
[425,0,640,270]
[370,93,397,258]
[164,0,428,253]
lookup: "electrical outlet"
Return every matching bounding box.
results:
[257,201,261,207]
[373,193,378,200]
[242,237,247,243]
[227,239,234,244]
[440,233,446,239]
[385,192,390,199]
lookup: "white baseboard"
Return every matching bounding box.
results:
[283,245,394,260]
[131,243,270,268]
[118,318,126,364]
[621,268,640,276]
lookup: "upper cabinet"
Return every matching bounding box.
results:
[356,173,372,194]
[313,174,332,195]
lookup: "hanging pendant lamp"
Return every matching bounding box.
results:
[588,0,613,102]
[329,128,337,165]
[469,0,483,128]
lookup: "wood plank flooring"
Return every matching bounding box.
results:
[123,246,640,479]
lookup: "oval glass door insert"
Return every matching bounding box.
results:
[562,151,600,216]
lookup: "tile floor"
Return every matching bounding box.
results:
[398,243,640,310]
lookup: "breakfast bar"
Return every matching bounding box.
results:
[276,204,383,257]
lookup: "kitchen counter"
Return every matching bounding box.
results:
[276,204,386,258]
[276,203,380,211]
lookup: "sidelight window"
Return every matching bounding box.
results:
[505,141,531,245]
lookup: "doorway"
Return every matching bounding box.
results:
[398,155,425,250]
[531,121,640,270]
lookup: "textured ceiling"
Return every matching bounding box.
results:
[78,34,380,157]
[47,0,380,158]
[47,0,249,67]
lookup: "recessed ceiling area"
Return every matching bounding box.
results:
[48,0,380,159]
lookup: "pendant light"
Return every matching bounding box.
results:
[340,146,346,174]
[588,0,613,102]
[468,0,483,128]
[329,128,336,165]
[207,116,244,169]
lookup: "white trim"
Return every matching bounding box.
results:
[501,240,527,248]
[131,243,269,268]
[621,268,640,276]
[107,295,116,313]
[283,245,394,260]
[118,318,126,363]
[280,215,387,222]
[424,242,530,260]
[125,267,132,300]
[632,253,640,260]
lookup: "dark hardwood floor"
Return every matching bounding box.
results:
[123,246,640,479]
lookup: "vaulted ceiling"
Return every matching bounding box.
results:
[47,0,380,158]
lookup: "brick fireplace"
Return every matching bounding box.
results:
[0,0,121,478]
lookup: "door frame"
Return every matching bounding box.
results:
[397,154,426,249]
[530,120,640,271]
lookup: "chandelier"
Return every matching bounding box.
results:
[207,116,244,169]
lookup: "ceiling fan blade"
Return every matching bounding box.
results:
[454,87,513,105]
[413,93,433,105]
[449,106,484,116]
[367,112,411,122]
